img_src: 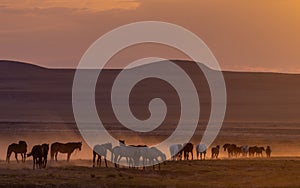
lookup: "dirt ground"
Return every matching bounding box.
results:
[0,158,299,188]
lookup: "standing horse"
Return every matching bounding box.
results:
[6,141,27,163]
[93,143,112,168]
[169,144,183,161]
[196,144,207,160]
[223,144,237,158]
[211,145,220,159]
[27,145,43,169]
[50,142,82,162]
[182,143,193,160]
[111,140,140,168]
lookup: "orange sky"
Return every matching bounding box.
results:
[0,0,300,73]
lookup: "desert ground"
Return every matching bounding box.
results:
[0,158,299,188]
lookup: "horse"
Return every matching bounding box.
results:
[111,140,140,168]
[248,146,257,157]
[211,145,220,159]
[147,147,166,170]
[93,143,112,168]
[241,145,249,157]
[266,146,271,158]
[27,145,43,169]
[169,144,183,161]
[223,144,237,158]
[255,147,265,157]
[196,144,207,160]
[41,144,49,168]
[50,142,82,161]
[6,141,27,163]
[182,143,194,160]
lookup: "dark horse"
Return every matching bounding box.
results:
[50,142,82,161]
[27,143,49,169]
[6,141,27,163]
[211,145,220,159]
[182,143,193,160]
[27,145,43,169]
[42,144,49,168]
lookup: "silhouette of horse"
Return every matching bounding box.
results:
[248,146,257,157]
[169,144,183,161]
[241,145,249,157]
[6,141,27,163]
[255,147,265,157]
[41,144,49,168]
[27,145,43,169]
[50,142,82,161]
[147,147,166,170]
[211,145,220,159]
[196,144,207,160]
[182,143,193,160]
[93,143,112,168]
[266,146,271,158]
[223,144,237,158]
[111,140,140,168]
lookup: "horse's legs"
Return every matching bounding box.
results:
[92,152,96,167]
[200,153,202,160]
[191,152,193,160]
[55,152,58,161]
[104,158,108,168]
[67,153,71,162]
[99,156,102,167]
[15,153,19,163]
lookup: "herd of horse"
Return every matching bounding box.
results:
[6,141,82,169]
[5,140,272,170]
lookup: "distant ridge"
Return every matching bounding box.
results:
[0,60,47,70]
[1,59,299,75]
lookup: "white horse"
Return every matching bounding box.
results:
[93,143,112,167]
[196,144,207,160]
[169,144,183,161]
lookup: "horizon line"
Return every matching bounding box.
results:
[1,59,300,75]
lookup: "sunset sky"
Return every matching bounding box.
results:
[1,0,300,73]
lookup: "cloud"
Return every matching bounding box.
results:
[0,0,140,12]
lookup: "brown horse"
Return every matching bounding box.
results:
[50,142,82,161]
[182,143,193,160]
[42,144,49,168]
[211,145,220,159]
[223,144,237,158]
[6,141,27,163]
[27,145,43,169]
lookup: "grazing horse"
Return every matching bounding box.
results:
[27,145,43,169]
[169,144,183,161]
[50,142,82,162]
[93,143,112,168]
[196,144,207,160]
[6,141,27,163]
[182,143,194,160]
[111,140,140,168]
[223,144,237,158]
[41,144,49,168]
[147,147,166,170]
[266,146,271,158]
[211,145,220,159]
